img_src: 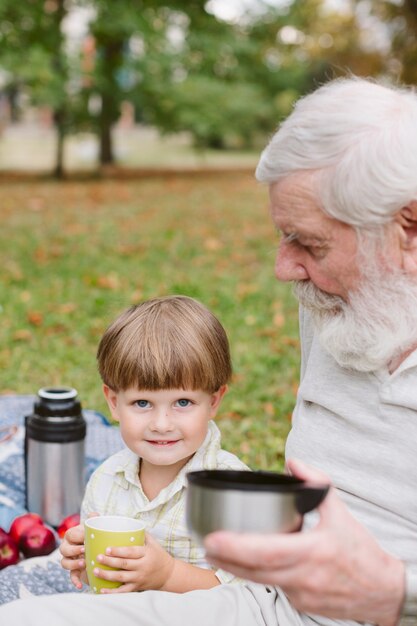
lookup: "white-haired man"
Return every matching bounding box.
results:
[1,77,416,626]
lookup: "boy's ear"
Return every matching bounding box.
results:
[395,201,417,274]
[210,385,228,417]
[102,384,120,422]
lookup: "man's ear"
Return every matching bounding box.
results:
[395,201,417,274]
[102,384,120,422]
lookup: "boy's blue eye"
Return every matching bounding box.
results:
[136,400,150,408]
[176,399,191,407]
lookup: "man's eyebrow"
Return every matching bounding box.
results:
[277,229,327,246]
[274,226,298,241]
[282,231,299,243]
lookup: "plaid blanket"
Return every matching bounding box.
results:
[0,394,122,604]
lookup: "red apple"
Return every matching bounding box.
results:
[0,527,19,569]
[9,513,43,545]
[57,513,80,538]
[19,524,56,558]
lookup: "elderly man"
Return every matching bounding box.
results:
[1,77,416,625]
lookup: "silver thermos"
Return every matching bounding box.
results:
[24,387,87,527]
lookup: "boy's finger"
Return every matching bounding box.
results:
[101,583,135,594]
[61,556,86,571]
[59,543,85,558]
[104,546,145,558]
[93,567,131,583]
[63,525,85,545]
[70,570,84,589]
[97,554,135,570]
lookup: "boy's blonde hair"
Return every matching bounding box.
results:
[97,295,232,393]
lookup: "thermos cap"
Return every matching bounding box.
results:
[25,386,86,443]
[38,387,78,401]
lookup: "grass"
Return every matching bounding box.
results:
[0,172,299,471]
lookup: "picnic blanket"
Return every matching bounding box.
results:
[0,394,123,604]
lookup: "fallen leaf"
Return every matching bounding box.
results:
[236,283,258,298]
[45,324,68,335]
[97,273,120,290]
[273,313,285,327]
[204,238,223,251]
[57,303,77,314]
[27,311,43,326]
[263,402,275,416]
[34,248,48,263]
[13,329,33,341]
[20,291,32,303]
[130,289,143,303]
[281,336,299,348]
[28,197,45,212]
[5,261,23,280]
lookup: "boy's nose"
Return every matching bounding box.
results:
[150,409,174,431]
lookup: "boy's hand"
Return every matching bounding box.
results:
[59,513,98,589]
[92,532,175,593]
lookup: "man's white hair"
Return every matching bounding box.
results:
[256,77,417,227]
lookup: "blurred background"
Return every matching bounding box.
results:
[1,0,416,470]
[1,0,417,176]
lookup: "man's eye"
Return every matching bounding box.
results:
[307,245,327,258]
[136,400,150,408]
[176,399,191,408]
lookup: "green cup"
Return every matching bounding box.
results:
[84,515,145,593]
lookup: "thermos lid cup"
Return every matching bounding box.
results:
[186,469,329,539]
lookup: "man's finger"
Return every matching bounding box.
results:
[204,529,313,568]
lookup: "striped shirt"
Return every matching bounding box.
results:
[81,420,249,584]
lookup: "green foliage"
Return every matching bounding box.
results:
[3,0,417,171]
[0,0,70,110]
[142,75,275,148]
[353,0,417,85]
[0,173,299,471]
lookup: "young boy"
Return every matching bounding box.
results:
[60,295,249,593]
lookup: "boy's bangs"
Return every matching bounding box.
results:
[112,341,220,393]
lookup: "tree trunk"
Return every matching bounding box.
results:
[99,104,114,165]
[97,39,124,166]
[52,0,67,179]
[53,109,65,179]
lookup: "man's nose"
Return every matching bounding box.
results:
[274,241,309,282]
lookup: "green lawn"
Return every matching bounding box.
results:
[0,172,299,471]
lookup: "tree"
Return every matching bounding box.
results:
[0,0,403,174]
[0,0,72,178]
[141,0,387,148]
[353,0,417,85]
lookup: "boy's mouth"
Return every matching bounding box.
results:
[146,440,179,446]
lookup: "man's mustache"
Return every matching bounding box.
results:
[292,281,345,313]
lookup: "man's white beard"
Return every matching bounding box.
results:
[293,267,417,372]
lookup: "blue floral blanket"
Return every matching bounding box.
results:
[0,395,123,604]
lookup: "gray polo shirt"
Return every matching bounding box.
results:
[286,306,417,565]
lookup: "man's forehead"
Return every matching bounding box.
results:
[268,178,334,240]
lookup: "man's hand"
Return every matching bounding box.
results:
[91,532,175,593]
[204,459,405,626]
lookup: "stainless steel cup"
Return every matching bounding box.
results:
[186,469,329,542]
